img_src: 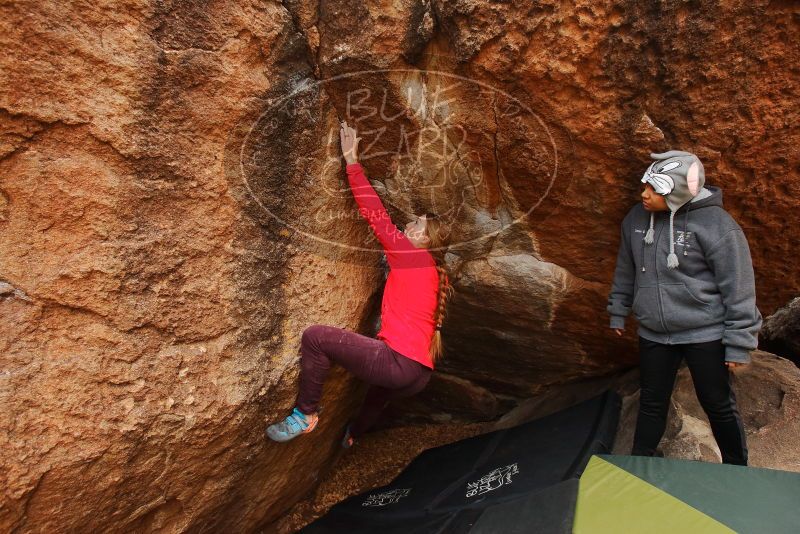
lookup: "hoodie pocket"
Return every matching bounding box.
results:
[632,286,662,331]
[660,283,716,332]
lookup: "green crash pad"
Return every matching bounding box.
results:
[574,455,800,534]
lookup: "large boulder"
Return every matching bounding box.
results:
[0,2,380,531]
[1,0,798,530]
[760,296,800,367]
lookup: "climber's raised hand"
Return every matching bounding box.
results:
[339,120,360,165]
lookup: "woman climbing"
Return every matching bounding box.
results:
[267,121,453,446]
[607,150,762,465]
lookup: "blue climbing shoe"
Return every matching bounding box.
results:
[266,407,318,442]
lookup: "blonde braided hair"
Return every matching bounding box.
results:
[424,213,453,363]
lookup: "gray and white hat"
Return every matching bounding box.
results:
[641,150,705,269]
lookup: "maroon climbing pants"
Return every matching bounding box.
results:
[295,324,432,438]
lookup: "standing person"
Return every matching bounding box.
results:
[607,150,762,465]
[267,121,453,446]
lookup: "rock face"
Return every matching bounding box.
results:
[0,2,381,531]
[761,297,800,367]
[1,0,798,531]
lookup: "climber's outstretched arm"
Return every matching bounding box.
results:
[340,122,421,268]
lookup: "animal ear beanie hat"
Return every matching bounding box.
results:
[640,150,705,269]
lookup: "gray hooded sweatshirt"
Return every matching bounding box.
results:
[607,152,762,363]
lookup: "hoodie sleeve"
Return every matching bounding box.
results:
[346,162,432,269]
[705,228,763,363]
[607,214,635,329]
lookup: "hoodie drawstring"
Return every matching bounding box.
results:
[644,213,655,245]
[667,211,679,269]
[643,205,691,271]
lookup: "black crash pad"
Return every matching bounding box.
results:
[302,390,620,534]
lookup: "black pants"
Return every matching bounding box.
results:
[632,337,748,465]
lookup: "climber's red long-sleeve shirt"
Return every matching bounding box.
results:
[346,162,439,369]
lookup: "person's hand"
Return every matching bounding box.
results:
[613,329,624,337]
[339,120,360,165]
[725,361,747,371]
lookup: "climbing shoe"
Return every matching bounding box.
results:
[266,407,318,442]
[341,424,355,449]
